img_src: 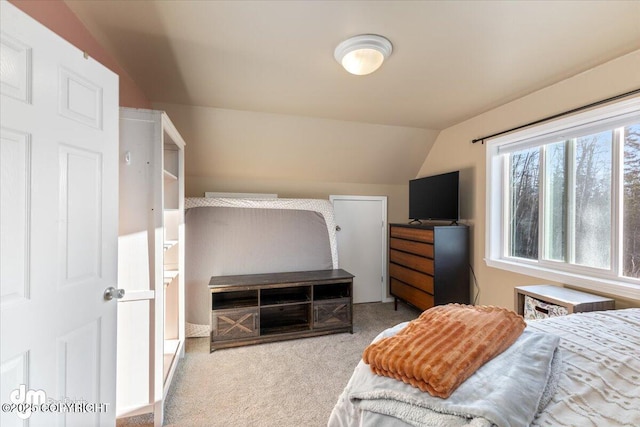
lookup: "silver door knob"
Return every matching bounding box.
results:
[104,287,125,301]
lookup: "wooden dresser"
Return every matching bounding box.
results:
[389,223,469,311]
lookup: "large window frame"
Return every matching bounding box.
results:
[486,97,640,300]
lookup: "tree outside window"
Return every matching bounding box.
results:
[506,123,640,279]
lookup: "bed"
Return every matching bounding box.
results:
[329,307,640,427]
[184,197,339,337]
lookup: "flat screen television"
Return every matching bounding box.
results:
[409,171,459,223]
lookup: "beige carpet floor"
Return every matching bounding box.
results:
[117,302,418,427]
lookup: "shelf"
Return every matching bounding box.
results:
[119,108,185,425]
[260,303,310,333]
[163,240,178,251]
[163,339,180,383]
[261,301,312,308]
[163,270,178,286]
[119,289,155,302]
[163,169,178,182]
[314,283,351,300]
[164,339,179,357]
[260,324,310,336]
[211,290,259,310]
[260,286,311,306]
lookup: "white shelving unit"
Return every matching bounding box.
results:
[116,108,186,426]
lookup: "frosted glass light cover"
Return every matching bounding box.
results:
[334,34,392,76]
[341,49,385,75]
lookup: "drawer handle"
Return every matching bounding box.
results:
[534,306,549,315]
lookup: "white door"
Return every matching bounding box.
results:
[0,3,119,427]
[330,196,387,303]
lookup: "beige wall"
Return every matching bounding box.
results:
[154,103,439,224]
[417,49,640,309]
[186,176,409,224]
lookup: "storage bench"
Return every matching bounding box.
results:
[514,285,615,320]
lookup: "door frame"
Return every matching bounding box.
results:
[329,195,392,303]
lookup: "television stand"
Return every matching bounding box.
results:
[208,269,353,351]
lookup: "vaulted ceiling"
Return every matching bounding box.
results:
[65,0,640,131]
[61,1,640,190]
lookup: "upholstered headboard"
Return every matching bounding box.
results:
[184,197,338,337]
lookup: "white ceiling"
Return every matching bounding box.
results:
[66,1,640,131]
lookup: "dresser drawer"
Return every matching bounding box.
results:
[389,263,434,294]
[211,307,259,341]
[390,226,434,243]
[390,249,434,275]
[390,279,434,311]
[390,237,434,258]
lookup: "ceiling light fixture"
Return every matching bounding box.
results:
[334,34,393,76]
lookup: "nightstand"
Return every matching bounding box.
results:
[514,285,615,320]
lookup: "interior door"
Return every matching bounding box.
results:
[0,3,119,426]
[330,196,387,303]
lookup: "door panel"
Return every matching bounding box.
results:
[59,146,103,286]
[0,33,32,103]
[0,128,30,305]
[0,353,28,427]
[57,320,101,427]
[59,67,103,129]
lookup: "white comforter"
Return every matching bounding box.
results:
[329,324,560,427]
[329,308,640,427]
[527,309,640,426]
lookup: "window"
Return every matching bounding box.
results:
[624,123,640,278]
[486,97,640,300]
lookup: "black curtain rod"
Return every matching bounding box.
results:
[471,87,640,144]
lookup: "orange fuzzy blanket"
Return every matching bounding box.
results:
[362,304,526,398]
